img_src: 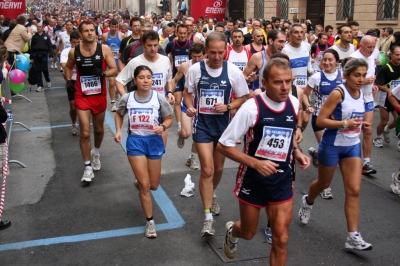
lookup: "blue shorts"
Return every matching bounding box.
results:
[235,165,293,207]
[318,142,361,167]
[311,115,324,132]
[181,98,188,113]
[364,101,374,112]
[192,129,220,147]
[175,78,185,93]
[126,134,165,159]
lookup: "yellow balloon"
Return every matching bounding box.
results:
[22,42,29,53]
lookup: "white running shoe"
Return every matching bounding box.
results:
[50,63,54,69]
[91,149,101,171]
[54,62,57,68]
[320,187,333,199]
[36,86,43,92]
[70,125,78,136]
[211,195,220,216]
[186,158,199,170]
[201,219,215,236]
[298,195,313,224]
[110,103,117,112]
[373,137,383,148]
[81,166,94,182]
[47,82,51,88]
[344,233,372,251]
[145,221,157,238]
[308,147,318,167]
[177,135,185,149]
[382,127,390,143]
[390,173,400,195]
[223,221,238,259]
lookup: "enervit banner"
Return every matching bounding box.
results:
[0,0,26,20]
[190,0,226,21]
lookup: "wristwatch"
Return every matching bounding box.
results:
[160,124,166,131]
[102,71,106,77]
[226,104,231,112]
[293,146,302,152]
[343,119,348,129]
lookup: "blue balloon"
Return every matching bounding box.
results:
[16,54,30,71]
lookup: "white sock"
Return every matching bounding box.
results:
[205,212,213,220]
[178,122,181,130]
[348,231,358,238]
[94,148,100,156]
[363,158,370,165]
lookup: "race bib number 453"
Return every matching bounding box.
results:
[255,126,293,162]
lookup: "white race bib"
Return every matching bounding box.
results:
[151,73,165,93]
[80,76,101,95]
[129,108,155,131]
[255,126,293,162]
[199,89,224,115]
[391,80,400,89]
[343,111,363,135]
[233,62,246,72]
[294,75,307,89]
[174,55,189,68]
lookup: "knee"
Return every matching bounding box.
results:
[138,181,151,193]
[93,127,104,136]
[80,130,91,140]
[345,186,360,198]
[240,227,257,240]
[201,166,214,179]
[180,129,191,139]
[271,228,289,248]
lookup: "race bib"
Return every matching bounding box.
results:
[233,62,246,72]
[255,126,293,162]
[343,111,363,135]
[112,48,119,60]
[199,89,224,115]
[129,108,155,131]
[151,73,165,93]
[80,76,101,95]
[391,80,400,90]
[294,75,307,89]
[174,55,189,68]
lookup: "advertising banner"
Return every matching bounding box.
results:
[190,0,226,21]
[0,0,26,20]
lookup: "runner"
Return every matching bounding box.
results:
[101,18,125,111]
[184,32,249,236]
[298,58,373,251]
[118,17,141,70]
[217,57,310,263]
[114,65,173,238]
[303,49,342,199]
[58,20,74,72]
[388,83,400,194]
[60,30,81,136]
[310,32,331,72]
[165,24,192,137]
[373,45,400,148]
[173,43,206,170]
[244,29,266,91]
[64,21,118,183]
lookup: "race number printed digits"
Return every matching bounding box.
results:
[151,73,165,93]
[294,75,307,89]
[199,89,224,115]
[255,126,293,162]
[80,76,102,95]
[129,108,155,130]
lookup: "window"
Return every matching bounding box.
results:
[377,0,399,20]
[276,0,288,19]
[336,0,354,21]
[254,0,264,19]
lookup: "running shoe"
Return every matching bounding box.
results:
[211,195,220,216]
[145,220,157,238]
[177,135,185,149]
[54,62,57,68]
[201,219,215,236]
[91,150,101,171]
[320,187,333,199]
[298,195,312,224]
[223,221,238,259]
[397,140,400,152]
[36,86,43,92]
[383,127,390,143]
[70,125,78,136]
[115,91,120,101]
[50,63,54,69]
[264,226,272,244]
[47,82,51,88]
[110,103,117,112]
[308,147,318,167]
[362,163,377,175]
[390,173,400,195]
[81,166,94,183]
[186,158,199,170]
[344,233,372,251]
[373,137,383,148]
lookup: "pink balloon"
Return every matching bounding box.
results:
[9,69,26,84]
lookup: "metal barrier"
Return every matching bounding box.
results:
[1,78,31,168]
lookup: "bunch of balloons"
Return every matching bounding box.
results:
[9,69,25,93]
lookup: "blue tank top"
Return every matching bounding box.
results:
[171,40,192,76]
[193,60,232,136]
[314,70,342,116]
[245,95,297,169]
[106,32,121,63]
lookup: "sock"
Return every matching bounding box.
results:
[94,148,100,156]
[228,225,238,242]
[111,100,115,104]
[348,231,358,238]
[204,209,213,220]
[363,158,370,165]
[178,122,181,130]
[305,196,313,206]
[84,161,91,167]
[146,216,153,222]
[190,153,197,159]
[384,125,390,132]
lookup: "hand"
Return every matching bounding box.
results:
[246,71,259,83]
[305,106,314,114]
[167,93,175,104]
[348,118,362,130]
[372,85,379,93]
[66,80,75,94]
[253,159,279,177]
[294,151,311,170]
[295,128,303,143]
[186,107,196,117]
[365,75,376,85]
[92,67,103,77]
[213,102,226,113]
[154,125,164,135]
[114,132,122,142]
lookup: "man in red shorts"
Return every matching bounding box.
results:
[65,21,118,183]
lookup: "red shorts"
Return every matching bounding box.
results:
[75,94,107,115]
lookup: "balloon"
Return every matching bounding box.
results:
[9,81,24,93]
[379,53,387,66]
[22,53,30,60]
[16,55,30,71]
[9,69,26,84]
[22,42,29,53]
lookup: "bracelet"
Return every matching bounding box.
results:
[160,124,166,131]
[167,91,173,95]
[343,119,348,129]
[296,126,304,132]
[306,105,312,109]
[293,146,302,152]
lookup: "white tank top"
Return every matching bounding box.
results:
[226,47,249,72]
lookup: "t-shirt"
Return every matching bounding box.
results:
[60,47,76,80]
[375,62,400,86]
[119,35,140,54]
[120,41,166,64]
[58,31,71,49]
[282,42,310,89]
[219,93,299,147]
[350,49,377,103]
[195,32,205,43]
[330,44,355,61]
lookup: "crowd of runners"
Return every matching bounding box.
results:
[0,2,400,265]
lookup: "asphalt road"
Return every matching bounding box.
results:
[0,69,399,266]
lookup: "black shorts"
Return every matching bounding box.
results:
[66,80,75,101]
[175,78,185,93]
[311,115,325,132]
[384,95,395,112]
